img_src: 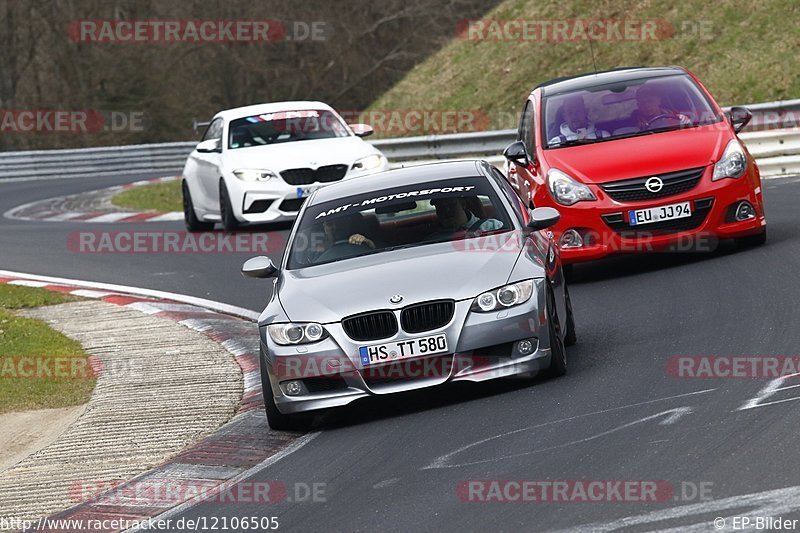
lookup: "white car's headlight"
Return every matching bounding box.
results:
[547,169,596,206]
[712,140,747,181]
[233,168,278,182]
[352,154,385,171]
[268,323,327,345]
[471,280,534,312]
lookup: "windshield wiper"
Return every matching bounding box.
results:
[549,138,598,148]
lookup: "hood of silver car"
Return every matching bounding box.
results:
[277,240,534,323]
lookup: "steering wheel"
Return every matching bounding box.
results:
[643,113,682,129]
[332,238,371,248]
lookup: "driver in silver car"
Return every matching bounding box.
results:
[315,213,376,263]
[426,196,503,240]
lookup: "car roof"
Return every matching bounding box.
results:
[309,160,487,205]
[214,101,336,122]
[535,66,688,96]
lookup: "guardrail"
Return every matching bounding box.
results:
[1,100,799,181]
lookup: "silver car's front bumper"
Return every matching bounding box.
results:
[261,280,555,415]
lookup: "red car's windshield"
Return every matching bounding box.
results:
[542,74,722,148]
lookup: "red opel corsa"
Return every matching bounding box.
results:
[503,66,767,264]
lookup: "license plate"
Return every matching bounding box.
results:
[296,185,322,198]
[629,201,691,226]
[359,334,448,366]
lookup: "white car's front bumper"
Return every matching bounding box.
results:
[229,162,389,224]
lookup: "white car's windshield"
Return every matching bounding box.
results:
[287,177,513,269]
[228,109,350,149]
[543,74,722,148]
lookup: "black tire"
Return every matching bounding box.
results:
[564,285,577,347]
[735,228,767,248]
[219,181,240,232]
[545,287,567,378]
[182,181,214,232]
[562,263,574,282]
[260,358,311,432]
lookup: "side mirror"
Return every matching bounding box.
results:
[728,106,752,134]
[350,123,374,138]
[527,207,560,230]
[242,256,278,279]
[196,138,221,153]
[503,141,531,167]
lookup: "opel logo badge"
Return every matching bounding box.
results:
[645,177,663,193]
[389,295,403,304]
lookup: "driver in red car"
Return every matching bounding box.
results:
[630,84,691,130]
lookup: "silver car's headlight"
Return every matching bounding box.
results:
[471,280,534,312]
[712,140,747,181]
[233,168,278,182]
[352,154,385,171]
[547,169,596,206]
[268,323,327,345]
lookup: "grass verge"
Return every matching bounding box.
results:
[0,285,94,414]
[111,179,182,213]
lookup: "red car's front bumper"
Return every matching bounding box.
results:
[549,165,766,264]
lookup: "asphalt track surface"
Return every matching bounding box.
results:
[2,174,800,532]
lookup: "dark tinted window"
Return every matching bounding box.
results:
[202,118,223,143]
[228,109,349,149]
[287,177,513,269]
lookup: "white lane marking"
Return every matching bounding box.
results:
[427,407,694,470]
[372,478,400,489]
[126,302,165,315]
[0,270,260,321]
[7,279,50,287]
[547,484,800,533]
[221,338,252,357]
[659,407,693,425]
[87,212,138,223]
[70,289,116,298]
[738,372,800,410]
[45,212,86,221]
[124,431,320,533]
[424,389,714,470]
[146,212,183,222]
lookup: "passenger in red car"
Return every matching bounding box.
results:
[549,95,610,145]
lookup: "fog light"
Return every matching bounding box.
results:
[559,229,583,249]
[735,201,756,221]
[284,380,302,396]
[517,339,536,355]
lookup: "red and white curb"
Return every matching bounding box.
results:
[0,271,313,533]
[4,177,183,224]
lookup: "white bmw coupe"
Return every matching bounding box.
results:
[182,101,389,231]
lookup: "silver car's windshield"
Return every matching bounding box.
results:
[287,177,513,269]
[228,109,349,149]
[542,74,722,148]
